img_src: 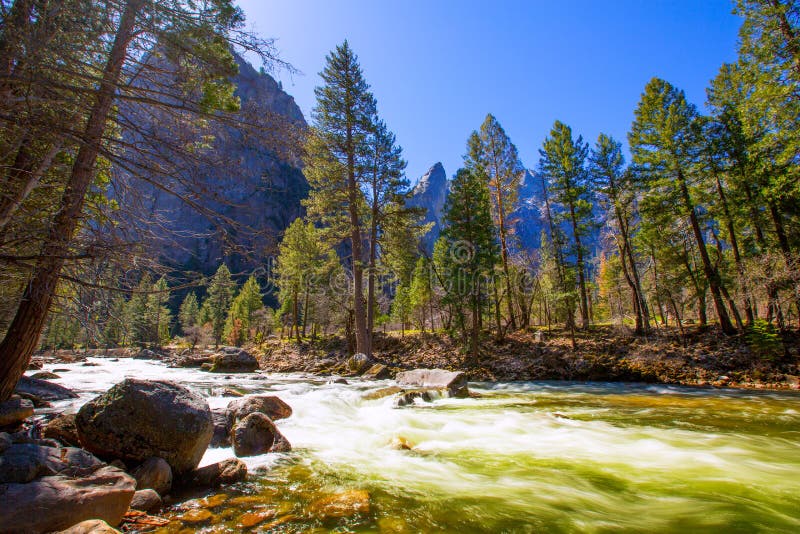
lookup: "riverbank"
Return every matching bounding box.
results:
[256,325,800,390]
[35,325,800,391]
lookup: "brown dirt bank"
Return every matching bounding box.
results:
[255,326,800,391]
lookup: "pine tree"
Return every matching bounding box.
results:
[409,256,433,331]
[590,134,650,334]
[303,41,376,355]
[539,121,593,330]
[203,264,235,346]
[440,168,498,364]
[224,276,263,345]
[466,114,524,331]
[179,292,200,335]
[276,218,339,342]
[629,78,736,335]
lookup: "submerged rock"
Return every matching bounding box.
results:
[131,457,172,496]
[362,386,403,400]
[76,379,213,475]
[232,413,291,457]
[0,398,33,428]
[396,369,468,397]
[395,389,444,407]
[15,376,78,401]
[186,458,247,487]
[238,510,276,528]
[44,413,81,447]
[0,465,135,532]
[309,490,370,520]
[209,347,259,373]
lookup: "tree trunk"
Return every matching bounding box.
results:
[0,0,142,402]
[346,130,368,355]
[677,170,736,334]
[568,202,590,329]
[713,171,754,325]
[366,189,379,356]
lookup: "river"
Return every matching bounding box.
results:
[31,357,800,533]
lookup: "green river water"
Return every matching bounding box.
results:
[42,359,800,533]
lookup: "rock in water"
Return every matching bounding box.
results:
[15,376,78,401]
[44,413,81,447]
[0,466,135,533]
[30,371,60,380]
[309,490,370,520]
[75,379,213,475]
[131,457,172,496]
[226,395,293,426]
[0,398,33,428]
[129,488,162,512]
[362,363,391,379]
[231,413,291,457]
[186,458,247,487]
[210,409,231,447]
[346,353,370,374]
[209,348,259,373]
[395,369,469,397]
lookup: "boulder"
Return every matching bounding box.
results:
[129,488,162,512]
[186,458,247,487]
[0,443,104,484]
[15,376,78,401]
[0,466,135,532]
[0,398,33,428]
[209,409,231,448]
[346,353,370,374]
[395,369,469,397]
[362,363,391,379]
[76,379,213,475]
[30,371,60,380]
[44,413,81,447]
[58,520,121,534]
[226,395,292,426]
[231,413,290,457]
[131,457,172,496]
[209,347,259,373]
[172,354,213,368]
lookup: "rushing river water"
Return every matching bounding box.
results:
[30,357,800,533]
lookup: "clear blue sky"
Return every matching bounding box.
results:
[236,0,742,183]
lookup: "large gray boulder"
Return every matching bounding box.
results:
[15,376,78,401]
[395,369,469,397]
[0,398,33,428]
[209,347,259,373]
[76,379,213,475]
[231,413,291,457]
[0,466,135,533]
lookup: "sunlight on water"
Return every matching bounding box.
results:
[33,357,800,533]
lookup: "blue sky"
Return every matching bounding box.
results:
[236,0,742,184]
